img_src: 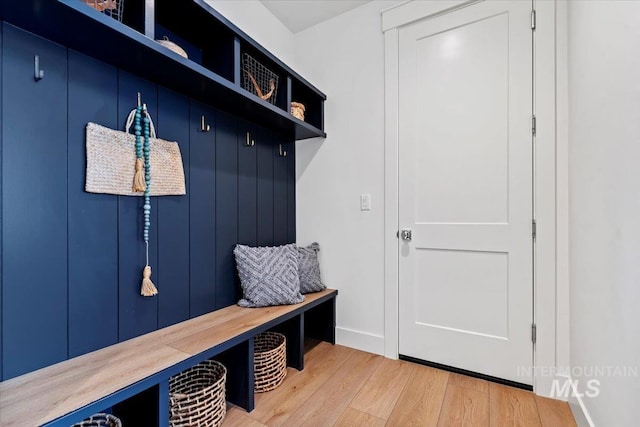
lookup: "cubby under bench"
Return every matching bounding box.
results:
[0,289,337,427]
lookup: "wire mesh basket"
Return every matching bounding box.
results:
[242,53,279,105]
[82,0,125,22]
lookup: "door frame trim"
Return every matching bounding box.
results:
[382,0,568,397]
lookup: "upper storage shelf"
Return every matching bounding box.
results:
[0,0,326,140]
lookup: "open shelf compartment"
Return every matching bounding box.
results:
[290,78,325,131]
[155,0,236,83]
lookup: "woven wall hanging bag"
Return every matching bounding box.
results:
[85,109,186,196]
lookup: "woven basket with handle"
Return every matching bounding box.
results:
[254,331,287,392]
[169,359,227,427]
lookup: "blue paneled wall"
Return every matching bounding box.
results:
[0,24,296,380]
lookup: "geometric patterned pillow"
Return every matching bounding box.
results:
[297,242,325,294]
[234,243,304,308]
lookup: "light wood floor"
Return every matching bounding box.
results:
[223,341,577,427]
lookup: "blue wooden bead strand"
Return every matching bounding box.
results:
[142,106,151,244]
[140,102,157,297]
[134,107,142,157]
[132,105,146,193]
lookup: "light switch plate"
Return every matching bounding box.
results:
[360,194,371,211]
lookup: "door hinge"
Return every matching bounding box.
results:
[531,9,536,30]
[532,219,537,239]
[532,114,537,136]
[532,323,537,344]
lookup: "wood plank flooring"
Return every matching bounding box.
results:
[224,342,577,427]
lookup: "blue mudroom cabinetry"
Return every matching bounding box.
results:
[156,87,190,329]
[2,23,69,380]
[0,0,322,381]
[67,49,120,359]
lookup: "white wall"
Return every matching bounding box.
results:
[204,0,295,66]
[294,1,400,354]
[207,0,400,354]
[205,0,391,352]
[568,1,640,425]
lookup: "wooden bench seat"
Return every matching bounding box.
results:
[0,289,337,427]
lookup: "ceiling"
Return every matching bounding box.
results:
[260,0,372,33]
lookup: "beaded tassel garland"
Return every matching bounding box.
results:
[134,104,158,297]
[132,104,146,193]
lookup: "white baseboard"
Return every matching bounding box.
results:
[335,327,385,355]
[555,374,595,427]
[569,391,595,427]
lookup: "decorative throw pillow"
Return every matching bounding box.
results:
[234,243,304,308]
[298,242,325,294]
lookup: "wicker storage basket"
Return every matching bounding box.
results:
[291,102,305,121]
[254,331,287,393]
[72,413,122,427]
[169,360,227,427]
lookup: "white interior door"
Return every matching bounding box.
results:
[398,0,533,385]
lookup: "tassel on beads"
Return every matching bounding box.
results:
[141,265,158,297]
[133,157,146,192]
